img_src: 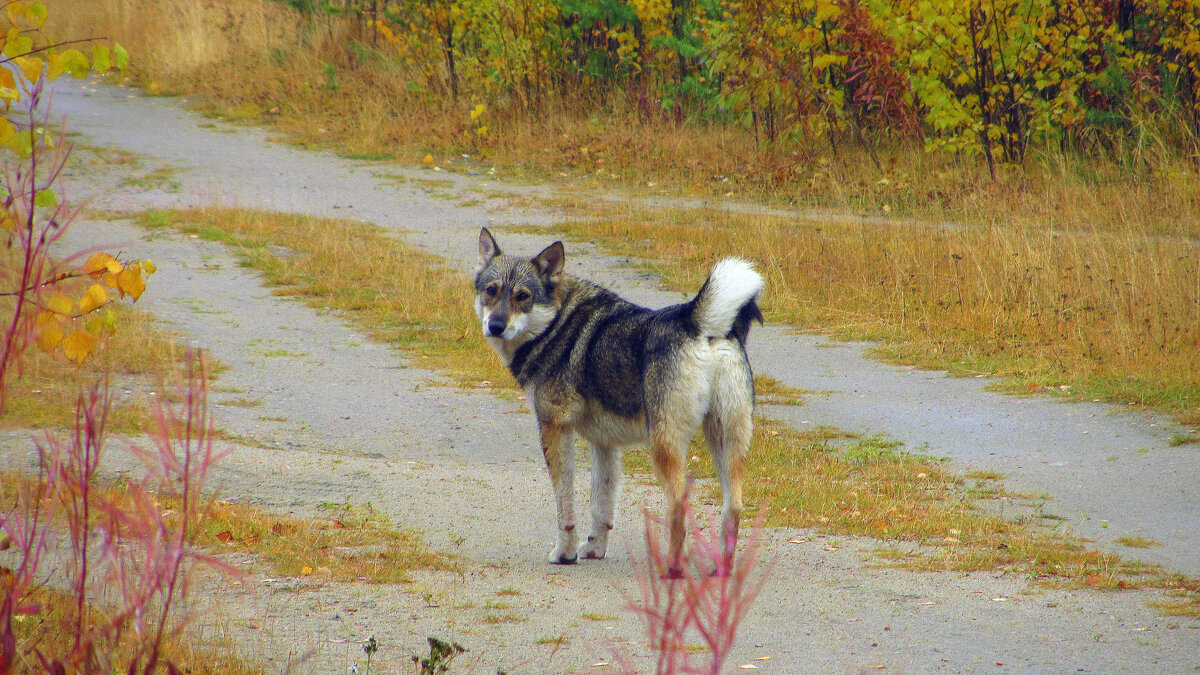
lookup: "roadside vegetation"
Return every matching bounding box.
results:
[125,207,1199,617]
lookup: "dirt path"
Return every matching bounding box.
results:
[22,79,1199,672]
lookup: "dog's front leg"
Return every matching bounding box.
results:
[540,421,578,564]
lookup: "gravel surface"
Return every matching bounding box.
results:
[6,78,1195,673]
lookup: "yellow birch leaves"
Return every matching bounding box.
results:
[33,254,157,364]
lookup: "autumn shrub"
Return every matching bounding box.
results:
[0,7,150,412]
[364,0,1200,170]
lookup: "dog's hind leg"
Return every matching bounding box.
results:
[705,347,755,563]
[539,421,579,564]
[649,428,689,577]
[579,443,621,560]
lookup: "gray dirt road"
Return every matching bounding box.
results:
[9,78,1196,672]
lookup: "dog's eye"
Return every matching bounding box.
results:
[514,290,531,303]
[485,284,499,298]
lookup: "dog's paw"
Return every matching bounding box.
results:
[548,545,578,565]
[577,535,607,560]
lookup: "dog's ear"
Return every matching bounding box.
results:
[479,228,502,268]
[532,241,565,283]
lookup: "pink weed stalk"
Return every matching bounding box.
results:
[624,484,771,675]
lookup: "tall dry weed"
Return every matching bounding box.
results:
[46,0,293,83]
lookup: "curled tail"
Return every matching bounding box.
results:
[691,258,764,344]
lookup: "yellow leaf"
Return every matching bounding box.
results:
[48,48,88,79]
[141,259,157,275]
[47,293,72,316]
[25,2,47,27]
[35,316,63,352]
[812,53,845,71]
[78,283,108,314]
[116,266,145,300]
[61,331,95,365]
[422,153,434,166]
[85,314,112,338]
[3,28,32,59]
[300,566,314,576]
[0,69,15,92]
[5,2,25,27]
[470,103,486,120]
[84,252,122,278]
[13,56,43,84]
[34,310,59,328]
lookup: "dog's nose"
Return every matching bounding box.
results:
[487,317,507,337]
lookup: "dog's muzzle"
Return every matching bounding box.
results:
[486,316,508,337]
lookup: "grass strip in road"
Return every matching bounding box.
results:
[194,498,458,583]
[134,207,514,394]
[132,209,808,402]
[627,417,1199,615]
[509,203,1200,428]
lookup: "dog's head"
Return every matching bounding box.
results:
[474,228,564,349]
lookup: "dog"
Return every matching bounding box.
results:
[473,227,763,569]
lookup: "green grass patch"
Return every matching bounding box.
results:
[1114,536,1163,549]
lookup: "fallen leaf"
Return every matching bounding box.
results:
[301,566,314,576]
[215,530,235,544]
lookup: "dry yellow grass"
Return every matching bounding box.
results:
[194,498,457,583]
[624,417,1193,600]
[3,585,266,675]
[512,204,1200,427]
